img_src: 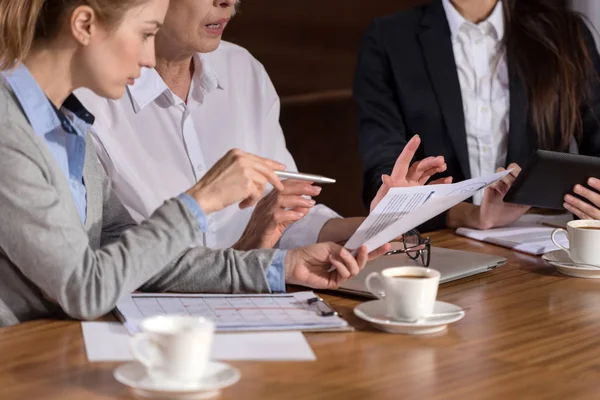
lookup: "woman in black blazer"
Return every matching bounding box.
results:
[354,0,600,231]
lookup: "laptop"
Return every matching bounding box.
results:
[339,244,507,298]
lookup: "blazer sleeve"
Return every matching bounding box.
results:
[97,168,277,295]
[353,20,411,209]
[578,21,600,156]
[0,126,276,322]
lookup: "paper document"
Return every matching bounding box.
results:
[456,213,572,255]
[115,291,351,333]
[81,322,316,362]
[345,170,511,252]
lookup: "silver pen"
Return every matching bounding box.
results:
[275,171,336,184]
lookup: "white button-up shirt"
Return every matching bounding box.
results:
[75,41,340,250]
[442,0,510,205]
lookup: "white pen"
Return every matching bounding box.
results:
[275,171,336,184]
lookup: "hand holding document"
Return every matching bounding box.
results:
[344,170,512,252]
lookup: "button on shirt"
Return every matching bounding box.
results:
[75,41,340,252]
[442,0,510,205]
[3,64,91,224]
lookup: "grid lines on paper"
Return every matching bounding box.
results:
[131,296,323,325]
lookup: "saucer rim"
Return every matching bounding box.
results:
[354,300,465,328]
[113,360,240,393]
[542,250,600,271]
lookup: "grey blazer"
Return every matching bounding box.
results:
[0,81,278,327]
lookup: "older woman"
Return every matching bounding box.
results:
[76,0,449,253]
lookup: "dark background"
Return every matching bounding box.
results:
[225,1,431,217]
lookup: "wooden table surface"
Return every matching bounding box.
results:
[2,230,600,400]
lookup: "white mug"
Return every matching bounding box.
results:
[130,315,215,384]
[551,220,600,266]
[365,266,440,321]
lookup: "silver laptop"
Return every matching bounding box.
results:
[339,245,506,298]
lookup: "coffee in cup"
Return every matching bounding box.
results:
[365,266,440,321]
[551,220,600,266]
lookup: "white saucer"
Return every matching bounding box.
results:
[542,250,600,279]
[354,300,465,335]
[114,361,240,400]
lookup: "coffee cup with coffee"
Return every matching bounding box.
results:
[130,315,215,385]
[551,220,600,266]
[365,266,440,322]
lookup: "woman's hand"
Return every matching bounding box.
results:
[448,163,530,229]
[234,179,321,250]
[475,164,531,229]
[284,243,391,289]
[564,177,600,219]
[370,135,451,212]
[186,149,285,215]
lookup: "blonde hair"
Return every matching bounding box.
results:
[0,0,147,71]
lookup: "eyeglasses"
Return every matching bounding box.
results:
[384,229,431,267]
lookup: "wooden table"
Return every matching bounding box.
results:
[2,230,600,399]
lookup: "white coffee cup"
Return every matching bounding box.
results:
[130,315,215,384]
[551,220,600,266]
[365,266,440,321]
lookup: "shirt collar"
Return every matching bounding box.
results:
[127,53,224,113]
[442,0,505,42]
[2,63,94,137]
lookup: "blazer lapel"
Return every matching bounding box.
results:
[506,69,535,165]
[418,0,471,179]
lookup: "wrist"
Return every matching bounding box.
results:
[317,217,363,243]
[283,248,298,282]
[447,202,481,229]
[186,187,216,215]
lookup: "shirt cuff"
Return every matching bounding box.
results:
[266,250,287,293]
[177,193,209,233]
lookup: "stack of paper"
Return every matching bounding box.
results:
[456,213,572,255]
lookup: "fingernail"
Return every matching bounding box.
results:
[564,202,570,209]
[589,178,597,185]
[574,185,582,194]
[308,199,316,206]
[564,195,570,202]
[314,187,322,194]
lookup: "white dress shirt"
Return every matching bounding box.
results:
[75,41,340,250]
[442,0,510,205]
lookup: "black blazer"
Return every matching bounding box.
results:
[353,0,600,231]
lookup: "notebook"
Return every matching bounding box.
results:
[455,213,572,255]
[115,291,352,333]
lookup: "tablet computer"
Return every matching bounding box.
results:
[504,150,600,210]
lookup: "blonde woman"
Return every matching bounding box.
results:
[0,0,395,327]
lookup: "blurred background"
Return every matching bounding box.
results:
[224,0,598,217]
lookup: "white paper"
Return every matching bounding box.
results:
[345,170,511,252]
[115,291,350,333]
[456,213,572,255]
[82,321,132,362]
[81,322,316,362]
